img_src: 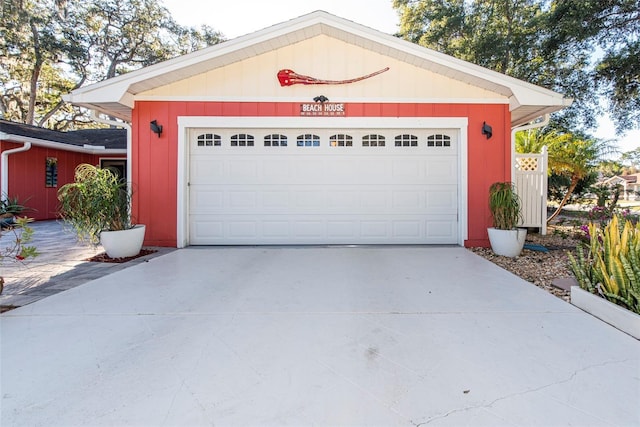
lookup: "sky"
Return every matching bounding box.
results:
[161,0,638,155]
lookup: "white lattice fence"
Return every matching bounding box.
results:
[515,146,548,234]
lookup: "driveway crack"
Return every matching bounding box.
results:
[411,358,635,426]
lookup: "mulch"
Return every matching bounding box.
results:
[85,248,157,263]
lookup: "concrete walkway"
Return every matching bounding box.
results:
[1,244,639,426]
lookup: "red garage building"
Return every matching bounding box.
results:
[64,11,570,248]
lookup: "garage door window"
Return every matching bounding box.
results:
[264,134,288,147]
[197,133,221,147]
[297,134,320,147]
[231,133,254,147]
[427,134,451,147]
[395,134,418,147]
[362,134,385,147]
[329,134,353,147]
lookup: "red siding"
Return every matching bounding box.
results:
[133,101,511,247]
[0,141,125,220]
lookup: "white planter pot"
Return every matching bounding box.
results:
[571,286,640,340]
[487,227,527,257]
[99,225,146,258]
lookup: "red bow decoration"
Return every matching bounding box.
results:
[277,67,389,86]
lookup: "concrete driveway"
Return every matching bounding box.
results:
[1,246,639,426]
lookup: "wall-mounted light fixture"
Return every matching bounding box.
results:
[313,95,329,103]
[481,121,493,140]
[150,120,163,138]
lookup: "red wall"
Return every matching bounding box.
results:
[133,101,512,247]
[0,141,125,220]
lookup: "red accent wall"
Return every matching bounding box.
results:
[0,141,125,220]
[133,101,511,247]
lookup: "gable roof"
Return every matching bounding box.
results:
[64,10,571,126]
[0,119,126,153]
[601,173,640,185]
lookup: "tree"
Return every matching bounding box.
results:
[1,0,224,129]
[621,147,640,168]
[545,0,640,132]
[393,0,600,129]
[0,0,69,125]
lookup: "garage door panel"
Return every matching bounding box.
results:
[426,188,457,211]
[189,128,459,244]
[263,221,290,238]
[426,217,458,242]
[192,185,454,215]
[327,221,356,238]
[262,191,290,208]
[189,214,453,244]
[191,157,224,179]
[228,191,257,208]
[190,190,224,209]
[426,158,457,180]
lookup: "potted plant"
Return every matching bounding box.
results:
[0,195,29,229]
[57,163,145,258]
[487,181,527,257]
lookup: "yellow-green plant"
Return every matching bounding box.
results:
[568,215,640,314]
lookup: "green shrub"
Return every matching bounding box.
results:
[57,164,132,244]
[568,215,640,314]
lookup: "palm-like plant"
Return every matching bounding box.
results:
[516,128,617,223]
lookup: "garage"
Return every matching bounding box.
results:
[65,11,571,248]
[185,118,464,245]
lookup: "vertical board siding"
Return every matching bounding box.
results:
[0,141,124,220]
[134,101,509,247]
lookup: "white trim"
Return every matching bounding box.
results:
[89,112,132,186]
[177,122,188,248]
[176,116,468,247]
[136,95,510,105]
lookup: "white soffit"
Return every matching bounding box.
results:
[64,10,571,125]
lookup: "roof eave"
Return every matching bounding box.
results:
[0,132,126,154]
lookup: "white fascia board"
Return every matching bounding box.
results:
[64,80,133,107]
[0,132,125,155]
[137,95,510,104]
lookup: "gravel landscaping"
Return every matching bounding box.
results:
[470,223,583,302]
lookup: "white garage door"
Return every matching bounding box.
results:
[188,128,458,245]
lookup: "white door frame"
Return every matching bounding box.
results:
[177,116,468,247]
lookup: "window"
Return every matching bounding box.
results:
[264,134,288,147]
[296,134,320,147]
[45,157,57,187]
[329,134,353,147]
[197,133,221,147]
[362,134,385,147]
[230,133,254,147]
[395,134,418,147]
[427,134,451,147]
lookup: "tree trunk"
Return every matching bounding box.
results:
[547,175,579,223]
[27,20,43,126]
